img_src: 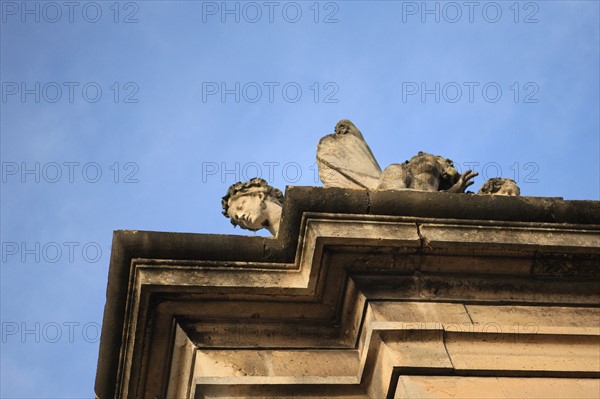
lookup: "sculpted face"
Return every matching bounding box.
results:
[496,180,520,196]
[227,193,268,231]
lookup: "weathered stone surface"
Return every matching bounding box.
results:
[397,376,506,398]
[445,333,599,373]
[533,254,600,277]
[382,330,454,369]
[195,349,360,383]
[369,302,472,325]
[316,120,382,189]
[465,305,600,329]
[317,132,383,189]
[497,377,600,398]
[419,254,532,275]
[395,377,600,398]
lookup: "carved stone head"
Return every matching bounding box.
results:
[334,119,365,142]
[478,178,521,196]
[435,155,460,190]
[222,178,284,235]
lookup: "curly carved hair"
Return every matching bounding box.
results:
[221,178,284,226]
[478,178,519,195]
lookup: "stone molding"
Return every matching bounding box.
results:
[95,189,600,398]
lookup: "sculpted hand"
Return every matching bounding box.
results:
[447,170,478,193]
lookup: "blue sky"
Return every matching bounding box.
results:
[1,0,598,397]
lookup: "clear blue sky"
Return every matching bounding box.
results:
[1,0,598,397]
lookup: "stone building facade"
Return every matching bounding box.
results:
[96,188,600,398]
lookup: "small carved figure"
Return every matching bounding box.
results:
[377,152,478,193]
[222,178,284,236]
[316,120,382,189]
[478,178,520,196]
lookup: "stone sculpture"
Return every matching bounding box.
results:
[478,178,520,196]
[316,119,477,193]
[316,120,382,189]
[222,178,284,236]
[221,121,515,235]
[378,152,478,193]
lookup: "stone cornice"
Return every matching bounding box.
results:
[95,188,600,398]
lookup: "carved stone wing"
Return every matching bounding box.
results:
[316,133,382,189]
